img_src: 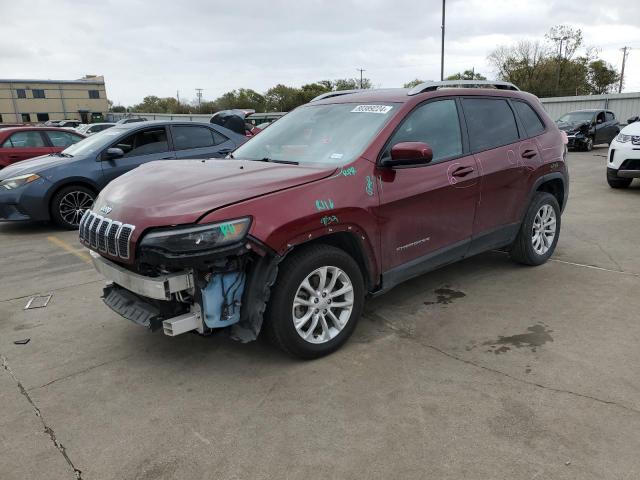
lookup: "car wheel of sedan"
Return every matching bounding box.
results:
[51,185,96,230]
[264,244,364,359]
[584,136,594,151]
[510,192,561,266]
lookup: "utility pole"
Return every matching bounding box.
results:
[195,88,203,108]
[356,68,366,89]
[440,0,446,81]
[619,47,629,94]
[176,90,180,104]
[552,35,569,95]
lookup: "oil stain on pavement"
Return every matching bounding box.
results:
[483,323,554,354]
[424,287,466,306]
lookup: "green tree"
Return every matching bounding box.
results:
[446,69,487,80]
[110,105,127,113]
[333,77,372,90]
[588,60,620,94]
[265,84,303,111]
[403,79,424,88]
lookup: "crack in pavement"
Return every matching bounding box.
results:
[28,353,136,392]
[379,321,640,417]
[0,279,102,304]
[1,355,83,480]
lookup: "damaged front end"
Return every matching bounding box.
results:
[90,217,280,343]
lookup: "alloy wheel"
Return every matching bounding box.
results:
[292,266,354,344]
[59,190,94,226]
[531,204,556,255]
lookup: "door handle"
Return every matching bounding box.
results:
[521,149,537,159]
[160,156,174,160]
[8,154,20,159]
[451,166,474,177]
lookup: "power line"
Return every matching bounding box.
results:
[195,88,203,108]
[619,47,630,94]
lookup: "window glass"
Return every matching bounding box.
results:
[596,111,605,123]
[32,89,45,99]
[211,130,228,145]
[384,99,462,162]
[512,101,545,137]
[21,113,31,122]
[89,90,100,99]
[3,131,46,148]
[172,126,216,150]
[46,130,82,147]
[462,98,519,151]
[114,128,169,157]
[37,113,50,122]
[16,89,26,98]
[605,112,615,122]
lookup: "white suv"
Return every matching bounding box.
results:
[607,120,640,188]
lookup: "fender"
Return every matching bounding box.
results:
[521,171,568,220]
[44,175,102,205]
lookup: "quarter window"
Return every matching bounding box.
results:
[32,89,45,99]
[172,126,223,150]
[2,131,46,148]
[16,89,26,98]
[385,99,462,163]
[114,128,169,157]
[45,130,83,147]
[462,98,519,151]
[512,100,545,137]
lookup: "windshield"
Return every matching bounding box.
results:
[232,102,399,165]
[558,112,594,124]
[62,128,128,156]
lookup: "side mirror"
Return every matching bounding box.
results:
[381,142,433,168]
[597,118,603,124]
[104,147,124,160]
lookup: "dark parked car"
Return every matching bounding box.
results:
[0,121,247,228]
[556,109,620,151]
[0,127,85,168]
[82,81,569,359]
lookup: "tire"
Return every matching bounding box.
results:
[50,185,96,229]
[510,192,561,266]
[264,244,364,359]
[607,169,632,189]
[584,136,594,151]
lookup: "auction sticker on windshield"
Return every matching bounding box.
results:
[351,105,393,114]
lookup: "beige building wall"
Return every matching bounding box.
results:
[0,75,109,124]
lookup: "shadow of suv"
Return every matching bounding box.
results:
[83,81,569,358]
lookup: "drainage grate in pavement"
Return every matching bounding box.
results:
[24,294,53,310]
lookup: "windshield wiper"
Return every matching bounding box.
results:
[51,152,73,158]
[254,157,299,165]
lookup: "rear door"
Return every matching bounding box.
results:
[0,130,53,166]
[376,98,479,274]
[604,111,618,143]
[169,124,235,159]
[461,97,533,246]
[100,126,175,187]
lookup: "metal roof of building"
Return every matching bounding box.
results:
[0,78,105,85]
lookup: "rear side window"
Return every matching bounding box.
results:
[462,98,519,151]
[45,130,83,147]
[512,100,545,137]
[2,131,46,148]
[385,99,462,163]
[115,128,169,157]
[172,126,223,150]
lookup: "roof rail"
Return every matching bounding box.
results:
[310,89,364,102]
[407,80,520,96]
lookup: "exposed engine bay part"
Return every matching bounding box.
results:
[201,271,246,328]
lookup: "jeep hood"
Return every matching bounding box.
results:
[94,159,337,226]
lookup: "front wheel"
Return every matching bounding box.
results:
[50,185,96,229]
[510,192,561,266]
[264,245,364,359]
[607,169,632,189]
[584,136,594,151]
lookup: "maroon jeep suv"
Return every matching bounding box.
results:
[81,81,568,358]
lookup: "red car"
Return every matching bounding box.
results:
[82,81,568,358]
[0,127,85,168]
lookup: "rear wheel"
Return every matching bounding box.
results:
[510,192,560,266]
[607,169,632,189]
[264,244,364,359]
[50,185,95,229]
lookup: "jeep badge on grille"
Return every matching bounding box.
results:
[100,205,113,215]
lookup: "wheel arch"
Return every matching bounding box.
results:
[530,172,567,214]
[47,179,99,218]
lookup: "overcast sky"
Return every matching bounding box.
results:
[2,0,638,105]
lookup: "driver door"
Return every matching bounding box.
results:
[375,98,479,280]
[100,126,175,187]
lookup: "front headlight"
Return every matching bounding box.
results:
[616,133,632,143]
[140,217,251,254]
[0,173,40,190]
